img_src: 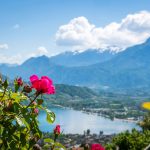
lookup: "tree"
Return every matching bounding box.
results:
[87,129,90,135]
[138,112,150,131]
[105,110,150,150]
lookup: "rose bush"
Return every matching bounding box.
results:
[0,74,65,149]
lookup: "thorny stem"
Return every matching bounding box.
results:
[26,93,40,109]
[17,93,40,117]
[52,134,58,150]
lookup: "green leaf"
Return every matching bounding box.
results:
[14,83,19,93]
[0,139,2,144]
[20,133,26,147]
[43,144,51,149]
[46,109,55,124]
[10,92,27,102]
[20,117,30,130]
[13,102,21,113]
[15,116,24,126]
[44,138,54,144]
[39,107,55,123]
[0,125,4,135]
[55,142,66,150]
[0,91,9,101]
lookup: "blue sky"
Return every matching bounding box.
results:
[0,0,150,64]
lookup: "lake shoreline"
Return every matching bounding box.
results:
[39,104,140,135]
[52,104,139,123]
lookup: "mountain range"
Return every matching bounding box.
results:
[50,50,115,67]
[0,38,150,90]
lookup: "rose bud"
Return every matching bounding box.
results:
[16,77,23,86]
[23,84,32,93]
[54,125,61,135]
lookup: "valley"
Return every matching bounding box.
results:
[43,84,148,121]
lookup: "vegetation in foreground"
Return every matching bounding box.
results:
[0,75,64,150]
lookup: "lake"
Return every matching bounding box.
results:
[38,107,140,135]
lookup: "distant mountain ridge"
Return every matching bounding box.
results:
[50,49,115,67]
[0,38,150,89]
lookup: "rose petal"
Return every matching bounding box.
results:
[41,76,53,84]
[40,78,50,93]
[46,85,55,94]
[91,144,105,150]
[30,75,39,84]
[32,80,41,91]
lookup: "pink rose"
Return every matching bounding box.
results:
[16,77,23,86]
[30,75,55,94]
[54,125,61,135]
[91,144,105,150]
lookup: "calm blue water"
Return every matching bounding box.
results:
[38,107,140,135]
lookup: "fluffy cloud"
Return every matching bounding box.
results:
[56,11,150,52]
[0,44,8,50]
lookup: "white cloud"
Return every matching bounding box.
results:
[0,46,49,64]
[28,46,49,58]
[56,16,95,50]
[120,11,150,32]
[13,24,20,29]
[0,44,8,50]
[56,11,150,52]
[0,54,22,64]
[23,46,49,62]
[36,46,48,55]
